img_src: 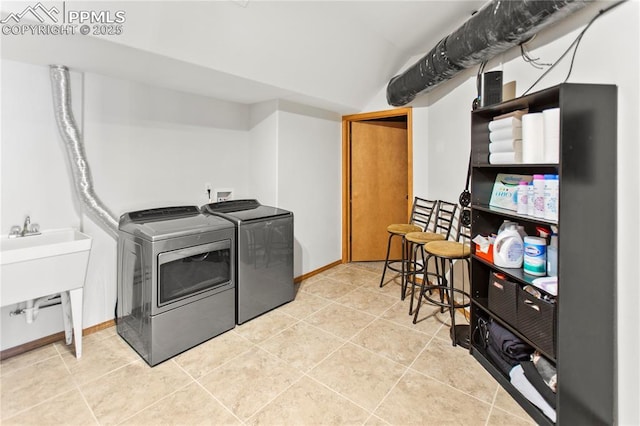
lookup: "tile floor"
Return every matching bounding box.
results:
[0,262,535,425]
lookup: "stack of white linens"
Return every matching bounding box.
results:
[488,115,523,164]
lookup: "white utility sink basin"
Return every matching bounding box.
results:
[1,228,91,265]
[1,228,92,358]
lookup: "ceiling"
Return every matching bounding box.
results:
[1,1,487,113]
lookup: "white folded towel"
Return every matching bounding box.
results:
[489,140,523,153]
[489,152,522,164]
[490,126,523,142]
[489,116,522,132]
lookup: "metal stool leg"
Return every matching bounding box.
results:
[400,236,410,300]
[408,242,421,314]
[379,233,395,288]
[446,257,471,349]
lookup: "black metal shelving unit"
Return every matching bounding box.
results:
[469,83,617,425]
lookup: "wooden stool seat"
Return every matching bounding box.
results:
[387,224,422,234]
[424,241,471,259]
[405,231,446,244]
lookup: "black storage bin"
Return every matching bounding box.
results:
[517,288,557,357]
[488,272,518,327]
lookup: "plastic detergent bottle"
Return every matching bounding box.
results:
[493,223,524,268]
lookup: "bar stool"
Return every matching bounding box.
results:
[379,197,437,300]
[413,209,471,348]
[404,200,458,314]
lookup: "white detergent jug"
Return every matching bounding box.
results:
[493,223,524,268]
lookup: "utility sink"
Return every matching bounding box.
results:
[1,229,91,305]
[1,228,92,358]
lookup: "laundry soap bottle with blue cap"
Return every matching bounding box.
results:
[493,222,524,268]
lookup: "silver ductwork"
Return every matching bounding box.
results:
[386,0,591,106]
[50,65,118,238]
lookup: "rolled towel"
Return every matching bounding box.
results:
[522,113,545,163]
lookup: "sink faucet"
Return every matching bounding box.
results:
[21,216,31,236]
[8,215,40,238]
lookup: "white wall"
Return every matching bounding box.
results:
[249,100,279,206]
[367,2,639,424]
[83,72,251,214]
[277,101,342,276]
[1,60,83,348]
[1,61,253,349]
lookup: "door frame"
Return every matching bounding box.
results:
[342,107,413,262]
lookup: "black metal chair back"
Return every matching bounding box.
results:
[409,197,438,232]
[432,200,458,240]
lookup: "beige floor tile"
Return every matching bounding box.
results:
[318,262,351,275]
[336,286,398,317]
[326,266,381,287]
[198,348,303,420]
[351,319,429,366]
[350,261,386,274]
[58,334,139,385]
[0,356,76,420]
[298,276,360,300]
[487,406,537,425]
[1,388,96,425]
[411,338,497,403]
[258,322,345,372]
[174,330,254,379]
[364,414,392,426]
[234,310,297,343]
[378,270,405,294]
[433,311,471,344]
[0,344,59,377]
[81,326,117,343]
[276,289,332,320]
[374,369,491,425]
[0,262,519,425]
[380,300,446,336]
[248,376,370,425]
[493,385,536,422]
[308,342,406,411]
[120,382,242,426]
[79,359,192,425]
[304,303,376,340]
[361,277,404,299]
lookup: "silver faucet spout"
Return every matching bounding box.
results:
[21,216,31,236]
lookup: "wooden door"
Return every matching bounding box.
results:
[350,120,408,261]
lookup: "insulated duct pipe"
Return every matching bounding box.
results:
[386,0,590,106]
[50,65,119,239]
